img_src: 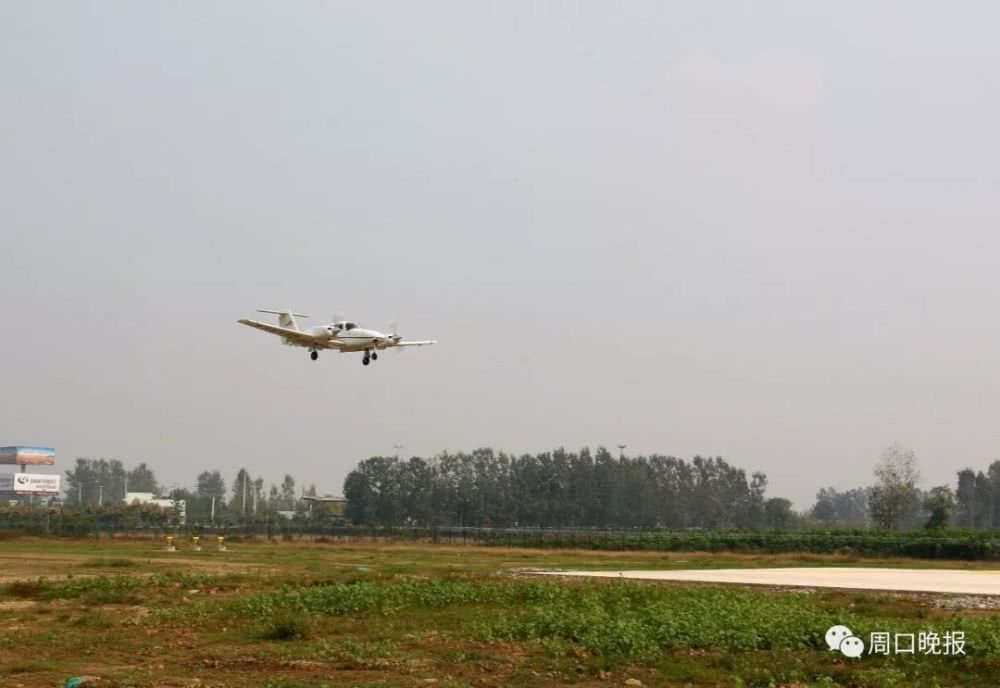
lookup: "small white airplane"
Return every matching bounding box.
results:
[238,309,436,365]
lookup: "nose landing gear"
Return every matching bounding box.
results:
[362,349,371,366]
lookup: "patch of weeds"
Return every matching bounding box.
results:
[813,676,842,688]
[338,637,398,667]
[10,575,145,604]
[4,579,51,599]
[265,679,333,688]
[82,557,139,568]
[76,577,144,604]
[257,613,311,641]
[71,612,115,629]
[150,571,249,592]
[854,666,909,688]
[224,578,565,620]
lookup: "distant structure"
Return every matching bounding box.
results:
[302,494,347,520]
[124,491,187,525]
[0,447,56,469]
[0,446,60,501]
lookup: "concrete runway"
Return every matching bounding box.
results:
[530,567,1000,595]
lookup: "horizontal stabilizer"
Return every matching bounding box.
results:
[253,309,309,331]
[256,309,310,317]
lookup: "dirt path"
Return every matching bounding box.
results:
[0,551,272,582]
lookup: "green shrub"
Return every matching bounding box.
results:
[257,613,311,641]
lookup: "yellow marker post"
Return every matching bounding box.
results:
[164,535,175,552]
[217,536,227,552]
[192,535,201,552]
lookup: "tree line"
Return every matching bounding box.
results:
[344,444,993,532]
[63,458,318,524]
[343,447,795,528]
[809,443,992,531]
[55,444,1000,532]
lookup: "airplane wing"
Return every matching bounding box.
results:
[237,319,343,349]
[394,340,437,347]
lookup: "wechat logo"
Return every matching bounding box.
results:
[826,625,865,658]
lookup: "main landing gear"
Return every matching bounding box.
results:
[310,351,318,361]
[362,349,377,366]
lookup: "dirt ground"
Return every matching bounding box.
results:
[1,537,998,688]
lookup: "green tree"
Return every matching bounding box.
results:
[126,463,159,493]
[867,443,921,530]
[811,490,837,524]
[64,458,126,506]
[955,469,977,527]
[764,497,794,529]
[231,468,251,514]
[974,471,993,528]
[924,485,956,529]
[281,474,296,510]
[747,472,768,528]
[341,448,774,529]
[197,470,226,500]
[64,458,97,506]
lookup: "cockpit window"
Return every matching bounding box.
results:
[344,322,356,330]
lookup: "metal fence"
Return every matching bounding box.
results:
[2,514,999,560]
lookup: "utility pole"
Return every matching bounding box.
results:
[394,443,404,459]
[242,472,247,515]
[98,484,103,506]
[617,444,627,460]
[210,495,216,524]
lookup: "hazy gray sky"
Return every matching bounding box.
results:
[3,2,999,508]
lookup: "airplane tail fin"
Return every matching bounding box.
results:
[257,309,310,331]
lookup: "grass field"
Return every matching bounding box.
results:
[1,537,999,687]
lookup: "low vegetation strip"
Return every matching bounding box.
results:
[478,585,1000,661]
[8,523,1000,561]
[199,578,560,618]
[2,571,248,604]
[468,529,1000,560]
[182,576,1000,664]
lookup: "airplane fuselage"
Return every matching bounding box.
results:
[299,326,389,352]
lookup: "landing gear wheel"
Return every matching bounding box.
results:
[362,357,370,366]
[371,352,378,360]
[310,351,318,361]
